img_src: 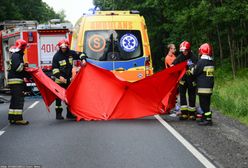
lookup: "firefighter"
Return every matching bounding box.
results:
[8,39,30,125]
[192,43,214,126]
[52,39,86,120]
[172,41,198,120]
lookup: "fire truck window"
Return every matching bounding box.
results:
[84,30,143,61]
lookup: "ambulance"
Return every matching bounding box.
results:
[71,11,153,82]
[0,20,72,89]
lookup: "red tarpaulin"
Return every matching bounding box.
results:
[25,68,66,111]
[27,62,186,120]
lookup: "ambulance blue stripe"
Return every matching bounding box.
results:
[86,57,146,70]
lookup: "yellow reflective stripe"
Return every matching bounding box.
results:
[205,112,212,116]
[16,63,24,72]
[179,80,185,85]
[203,66,214,71]
[7,78,24,85]
[59,60,66,66]
[55,106,63,109]
[79,53,86,59]
[188,107,196,112]
[180,105,188,111]
[69,58,73,65]
[198,88,213,94]
[55,78,62,84]
[52,68,60,75]
[8,109,23,115]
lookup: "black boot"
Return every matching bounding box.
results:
[56,108,64,120]
[179,109,188,120]
[198,119,213,126]
[66,108,76,120]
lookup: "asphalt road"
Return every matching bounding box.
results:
[0,95,215,168]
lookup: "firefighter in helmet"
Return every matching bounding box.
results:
[192,43,214,126]
[52,39,86,120]
[8,39,30,125]
[172,41,198,120]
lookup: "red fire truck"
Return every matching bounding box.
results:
[0,20,73,90]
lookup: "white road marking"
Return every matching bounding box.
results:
[0,131,5,136]
[28,101,39,109]
[154,114,216,168]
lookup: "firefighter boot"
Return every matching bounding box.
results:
[198,111,212,126]
[56,108,64,120]
[179,109,188,120]
[198,119,213,126]
[188,109,196,120]
[66,108,76,120]
[10,120,29,125]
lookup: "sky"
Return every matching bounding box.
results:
[42,0,94,25]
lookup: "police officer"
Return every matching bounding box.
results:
[52,39,86,120]
[192,43,214,126]
[172,41,198,120]
[8,39,30,125]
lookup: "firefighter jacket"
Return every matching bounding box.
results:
[172,51,198,84]
[192,55,214,94]
[52,49,84,84]
[7,51,29,85]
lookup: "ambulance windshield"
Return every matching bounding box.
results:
[84,30,143,61]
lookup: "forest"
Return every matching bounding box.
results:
[0,0,65,24]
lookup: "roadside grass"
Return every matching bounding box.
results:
[212,63,248,126]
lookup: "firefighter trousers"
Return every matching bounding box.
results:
[198,93,212,118]
[8,84,25,121]
[55,83,73,116]
[179,81,196,115]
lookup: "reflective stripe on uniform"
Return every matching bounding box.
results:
[52,68,60,75]
[205,111,212,116]
[16,63,24,72]
[8,109,23,115]
[69,57,73,65]
[179,80,185,85]
[59,60,66,66]
[7,78,24,85]
[198,88,213,94]
[79,53,86,59]
[55,78,62,84]
[188,106,196,112]
[55,106,63,109]
[180,105,188,111]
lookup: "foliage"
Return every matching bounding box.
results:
[0,0,66,23]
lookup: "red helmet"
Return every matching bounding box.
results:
[199,43,212,56]
[15,39,27,51]
[179,41,191,52]
[58,39,70,48]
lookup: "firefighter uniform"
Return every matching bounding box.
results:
[193,43,214,125]
[173,50,198,120]
[52,48,85,119]
[8,49,30,125]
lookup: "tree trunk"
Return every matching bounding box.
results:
[227,32,236,79]
[216,25,223,61]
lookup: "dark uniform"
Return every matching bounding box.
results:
[173,51,198,120]
[193,55,214,125]
[52,49,84,119]
[8,51,30,124]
